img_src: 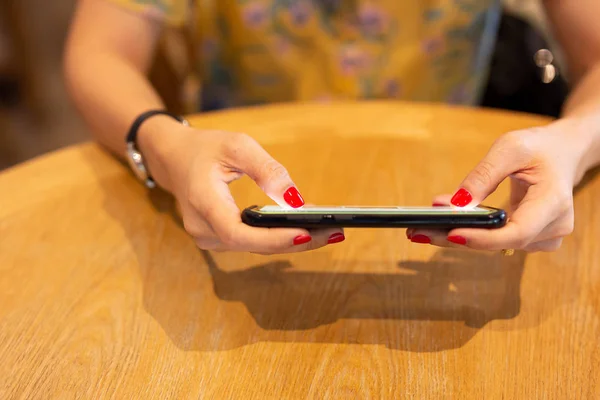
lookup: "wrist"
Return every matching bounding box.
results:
[136,115,189,192]
[555,115,600,184]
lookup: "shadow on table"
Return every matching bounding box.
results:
[191,248,525,352]
[136,190,526,353]
[88,149,527,353]
[129,161,600,353]
[203,250,524,332]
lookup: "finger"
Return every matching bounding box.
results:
[256,228,346,255]
[224,133,305,208]
[449,134,527,208]
[194,237,223,250]
[190,176,318,253]
[523,238,563,253]
[432,194,453,206]
[179,201,219,239]
[406,228,456,248]
[444,183,565,250]
[184,213,222,250]
[528,209,574,242]
[282,228,346,253]
[182,209,222,250]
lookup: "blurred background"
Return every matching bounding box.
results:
[0,0,565,171]
[0,0,88,170]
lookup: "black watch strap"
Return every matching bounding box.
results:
[126,110,186,145]
[125,110,188,189]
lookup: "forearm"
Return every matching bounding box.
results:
[543,0,600,176]
[64,51,184,192]
[560,63,600,176]
[64,0,189,192]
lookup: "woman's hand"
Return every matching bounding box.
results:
[407,120,593,252]
[143,123,344,254]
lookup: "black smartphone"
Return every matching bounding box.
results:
[241,205,506,229]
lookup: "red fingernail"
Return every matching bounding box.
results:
[450,188,473,207]
[411,234,431,244]
[283,187,305,208]
[328,233,345,244]
[406,231,412,239]
[293,234,311,245]
[432,202,446,207]
[447,235,467,245]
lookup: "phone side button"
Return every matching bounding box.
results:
[335,214,352,221]
[290,216,321,222]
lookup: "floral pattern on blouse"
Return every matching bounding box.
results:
[106,0,501,110]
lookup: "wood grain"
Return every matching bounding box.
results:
[0,102,598,399]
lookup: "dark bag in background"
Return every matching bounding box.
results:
[480,11,569,118]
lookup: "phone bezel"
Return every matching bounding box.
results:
[241,205,507,229]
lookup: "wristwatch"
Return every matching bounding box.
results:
[125,110,189,189]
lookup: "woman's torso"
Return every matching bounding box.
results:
[114,0,502,110]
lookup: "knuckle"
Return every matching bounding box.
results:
[497,131,522,148]
[498,130,536,155]
[262,159,290,180]
[186,186,204,212]
[218,227,238,247]
[469,160,496,187]
[547,239,563,251]
[555,190,574,213]
[183,219,206,238]
[513,238,529,250]
[531,239,563,253]
[557,216,575,237]
[194,238,218,250]
[224,132,254,157]
[511,227,531,249]
[201,204,218,223]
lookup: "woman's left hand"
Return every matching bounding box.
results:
[407,121,592,252]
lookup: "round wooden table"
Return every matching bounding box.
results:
[1,102,599,398]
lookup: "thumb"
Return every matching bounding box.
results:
[451,139,520,208]
[226,134,305,208]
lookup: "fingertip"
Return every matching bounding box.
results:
[293,234,312,245]
[446,228,472,241]
[446,224,516,251]
[450,188,473,208]
[327,232,345,244]
[432,194,453,207]
[447,235,467,245]
[283,186,305,208]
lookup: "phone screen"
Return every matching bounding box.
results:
[257,205,494,215]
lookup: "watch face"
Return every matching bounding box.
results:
[126,143,149,182]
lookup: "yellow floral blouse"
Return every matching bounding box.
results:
[107,0,501,110]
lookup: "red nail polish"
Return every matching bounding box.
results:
[283,187,305,208]
[328,233,345,244]
[411,234,431,244]
[447,235,467,245]
[450,188,473,207]
[293,234,311,245]
[406,231,412,239]
[432,202,446,207]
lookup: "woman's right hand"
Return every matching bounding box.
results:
[141,122,345,254]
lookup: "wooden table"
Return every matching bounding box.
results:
[1,102,599,398]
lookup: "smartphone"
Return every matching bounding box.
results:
[241,205,506,229]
